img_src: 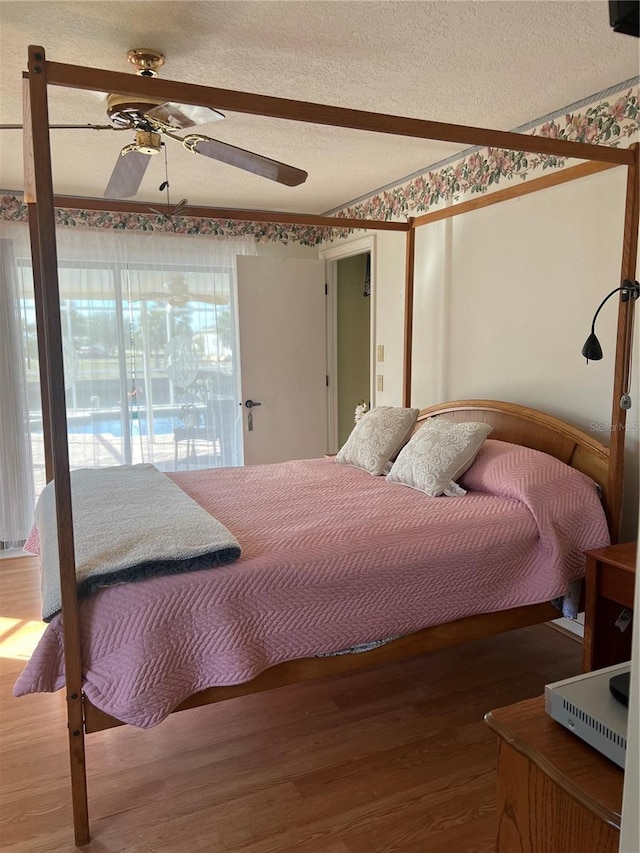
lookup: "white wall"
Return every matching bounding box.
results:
[413,216,453,405]
[412,168,625,418]
[254,241,319,260]
[372,230,407,406]
[410,166,639,540]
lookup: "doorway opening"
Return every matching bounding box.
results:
[336,253,371,447]
[322,236,376,453]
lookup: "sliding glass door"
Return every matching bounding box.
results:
[16,258,242,499]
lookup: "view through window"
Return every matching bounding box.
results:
[17,259,243,498]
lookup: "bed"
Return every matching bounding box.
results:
[14,403,612,728]
[21,45,638,846]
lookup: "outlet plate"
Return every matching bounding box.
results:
[377,374,384,392]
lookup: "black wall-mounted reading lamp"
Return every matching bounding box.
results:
[582,278,639,408]
[582,279,639,361]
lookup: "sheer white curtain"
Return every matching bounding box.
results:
[0,221,255,539]
[0,237,35,545]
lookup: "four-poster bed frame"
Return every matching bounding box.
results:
[22,45,638,845]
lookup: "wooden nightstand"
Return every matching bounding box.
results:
[485,696,623,853]
[582,541,637,672]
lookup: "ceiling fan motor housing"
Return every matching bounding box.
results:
[106,93,165,128]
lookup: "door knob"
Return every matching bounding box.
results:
[244,399,262,408]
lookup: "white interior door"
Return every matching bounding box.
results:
[237,256,327,465]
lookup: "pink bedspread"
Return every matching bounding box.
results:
[14,453,609,727]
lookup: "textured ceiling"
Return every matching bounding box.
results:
[0,0,638,214]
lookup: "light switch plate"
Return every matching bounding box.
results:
[377,374,384,392]
[377,344,384,362]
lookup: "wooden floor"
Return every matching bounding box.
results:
[1,555,583,853]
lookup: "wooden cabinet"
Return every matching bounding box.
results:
[582,541,636,672]
[485,696,623,853]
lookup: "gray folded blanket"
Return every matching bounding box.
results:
[35,464,241,621]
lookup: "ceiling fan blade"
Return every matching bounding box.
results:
[0,123,124,131]
[172,198,189,216]
[131,292,228,305]
[128,292,172,302]
[169,293,229,306]
[146,102,225,130]
[191,137,308,186]
[187,293,229,305]
[104,150,152,199]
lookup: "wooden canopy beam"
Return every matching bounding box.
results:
[49,195,410,231]
[413,160,618,228]
[36,61,633,166]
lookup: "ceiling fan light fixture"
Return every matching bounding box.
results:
[134,130,162,155]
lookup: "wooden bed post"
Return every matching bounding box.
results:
[403,218,416,407]
[26,45,90,846]
[607,142,639,543]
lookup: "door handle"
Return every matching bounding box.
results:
[244,399,262,408]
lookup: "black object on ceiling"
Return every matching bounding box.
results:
[608,1,639,36]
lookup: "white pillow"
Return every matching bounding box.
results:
[386,418,493,496]
[336,406,420,475]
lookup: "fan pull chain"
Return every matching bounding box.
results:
[159,142,171,207]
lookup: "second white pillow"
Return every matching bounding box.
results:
[387,418,493,496]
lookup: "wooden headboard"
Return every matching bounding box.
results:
[416,400,611,530]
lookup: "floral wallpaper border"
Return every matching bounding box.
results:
[0,196,327,246]
[323,84,640,242]
[2,84,638,246]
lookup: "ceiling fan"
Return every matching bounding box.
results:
[4,49,308,200]
[130,274,229,307]
[149,188,189,219]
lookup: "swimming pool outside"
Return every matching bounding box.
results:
[65,416,177,437]
[30,410,190,438]
[28,411,220,499]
